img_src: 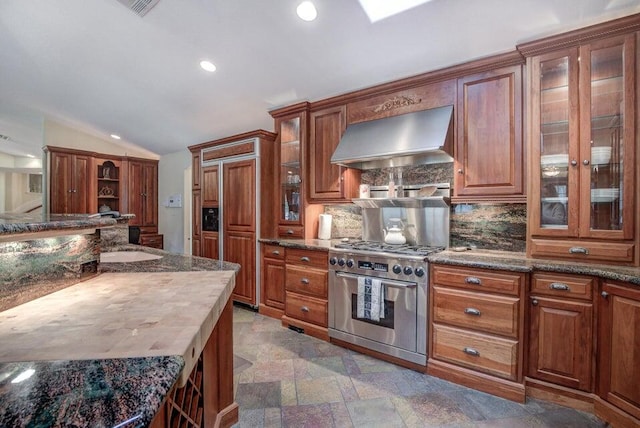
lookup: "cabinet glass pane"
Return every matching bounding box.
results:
[589,45,624,231]
[280,117,301,222]
[539,57,569,228]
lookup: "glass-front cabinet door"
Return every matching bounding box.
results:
[579,35,635,240]
[279,116,302,223]
[531,34,635,240]
[531,49,579,236]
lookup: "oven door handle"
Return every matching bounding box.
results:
[335,271,417,289]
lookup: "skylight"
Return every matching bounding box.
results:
[358,0,432,23]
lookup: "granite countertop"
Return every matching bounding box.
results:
[262,238,640,286]
[0,213,117,240]
[0,246,239,428]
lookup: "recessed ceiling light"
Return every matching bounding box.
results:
[26,154,35,158]
[296,1,317,21]
[358,0,431,22]
[110,134,121,140]
[200,60,217,72]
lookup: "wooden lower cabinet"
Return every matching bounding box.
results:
[280,248,329,341]
[224,231,255,306]
[528,296,593,391]
[428,264,526,402]
[597,281,640,424]
[202,232,219,260]
[139,233,164,249]
[149,299,237,428]
[260,244,286,318]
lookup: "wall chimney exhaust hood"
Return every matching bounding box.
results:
[330,105,454,170]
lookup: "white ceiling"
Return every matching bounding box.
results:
[1,0,639,158]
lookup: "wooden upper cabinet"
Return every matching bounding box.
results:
[309,105,360,202]
[223,159,255,232]
[128,159,159,230]
[202,165,219,207]
[49,150,92,214]
[192,153,201,190]
[455,64,524,201]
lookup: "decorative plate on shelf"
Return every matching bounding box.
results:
[540,154,569,167]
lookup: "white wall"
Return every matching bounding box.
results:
[158,150,191,254]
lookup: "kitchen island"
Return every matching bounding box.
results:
[0,215,240,427]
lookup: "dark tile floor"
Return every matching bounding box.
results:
[231,306,607,428]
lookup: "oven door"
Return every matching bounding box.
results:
[329,271,418,353]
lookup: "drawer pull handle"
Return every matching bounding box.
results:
[550,282,570,291]
[569,247,589,255]
[300,306,310,313]
[272,250,280,255]
[300,256,311,262]
[301,278,310,285]
[287,229,294,235]
[464,308,481,316]
[465,276,482,285]
[463,347,480,357]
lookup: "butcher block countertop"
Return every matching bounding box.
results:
[0,252,239,427]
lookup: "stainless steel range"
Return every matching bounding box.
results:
[328,183,450,366]
[328,242,444,365]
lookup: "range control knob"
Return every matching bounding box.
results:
[392,264,402,274]
[329,257,338,265]
[346,259,355,268]
[415,267,425,277]
[338,258,346,267]
[403,266,413,276]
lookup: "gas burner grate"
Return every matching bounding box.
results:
[334,240,444,256]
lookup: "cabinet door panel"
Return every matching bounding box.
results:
[456,65,523,197]
[141,162,157,227]
[225,231,255,306]
[262,258,285,309]
[72,154,91,213]
[223,160,255,232]
[202,232,219,260]
[528,296,593,391]
[599,282,640,419]
[50,152,73,214]
[128,161,144,226]
[202,165,219,206]
[309,106,346,200]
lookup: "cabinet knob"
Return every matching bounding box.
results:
[571,159,578,166]
[457,168,464,174]
[601,291,609,299]
[300,306,310,313]
[583,159,590,166]
[532,299,539,306]
[463,347,480,357]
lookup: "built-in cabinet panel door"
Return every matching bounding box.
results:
[141,162,157,227]
[309,105,346,201]
[128,161,144,226]
[50,151,73,213]
[202,232,219,260]
[202,165,219,207]
[192,190,201,241]
[72,154,91,213]
[599,281,640,420]
[225,231,255,305]
[192,153,201,189]
[528,296,593,391]
[223,160,255,232]
[455,65,524,198]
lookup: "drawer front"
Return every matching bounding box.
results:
[432,287,519,338]
[278,225,304,238]
[531,273,594,300]
[262,244,285,260]
[431,265,522,296]
[286,265,327,298]
[432,324,518,380]
[530,239,634,264]
[286,248,328,269]
[140,234,163,249]
[285,292,327,327]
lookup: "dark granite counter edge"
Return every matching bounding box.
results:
[0,216,117,237]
